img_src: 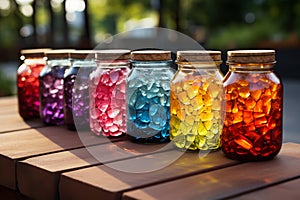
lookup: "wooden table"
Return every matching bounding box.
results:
[1,96,300,200]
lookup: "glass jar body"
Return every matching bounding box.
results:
[64,60,96,130]
[17,58,46,119]
[221,65,283,161]
[126,61,175,143]
[89,62,130,137]
[39,59,70,125]
[170,64,224,150]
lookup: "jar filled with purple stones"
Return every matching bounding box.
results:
[89,50,130,137]
[126,50,175,143]
[170,51,224,150]
[64,50,96,130]
[39,49,74,125]
[222,50,283,161]
[17,48,50,119]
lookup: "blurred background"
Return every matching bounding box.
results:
[1,0,300,95]
[0,0,299,140]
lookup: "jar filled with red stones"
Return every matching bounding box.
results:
[127,50,175,143]
[89,50,130,137]
[170,51,224,150]
[221,50,283,161]
[17,48,50,119]
[39,49,74,125]
[64,50,97,130]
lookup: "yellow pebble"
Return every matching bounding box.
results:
[204,121,212,130]
[185,115,195,126]
[177,91,190,105]
[212,99,221,110]
[172,135,185,148]
[200,112,213,121]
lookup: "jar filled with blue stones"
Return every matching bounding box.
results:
[64,50,97,130]
[39,49,74,125]
[126,50,175,143]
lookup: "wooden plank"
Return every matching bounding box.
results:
[0,96,17,107]
[0,126,108,190]
[0,96,44,133]
[229,178,300,199]
[59,149,239,200]
[122,143,300,200]
[0,103,18,115]
[0,185,31,200]
[0,112,44,133]
[17,141,169,200]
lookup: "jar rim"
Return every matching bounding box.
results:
[176,50,222,63]
[95,49,130,61]
[131,50,171,61]
[227,50,276,64]
[45,49,76,59]
[20,48,51,58]
[70,50,96,59]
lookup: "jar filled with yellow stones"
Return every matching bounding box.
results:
[170,50,224,150]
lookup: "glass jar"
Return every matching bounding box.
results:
[89,50,130,137]
[127,50,175,143]
[17,48,50,119]
[64,50,96,130]
[221,50,283,161]
[170,51,224,150]
[39,49,74,125]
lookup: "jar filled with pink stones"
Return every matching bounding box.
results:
[39,49,74,125]
[89,49,130,137]
[17,48,50,119]
[64,50,97,131]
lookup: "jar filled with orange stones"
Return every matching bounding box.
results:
[170,50,224,150]
[221,50,283,161]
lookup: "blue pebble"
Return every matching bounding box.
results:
[149,104,158,116]
[149,122,162,131]
[128,106,136,120]
[135,119,148,128]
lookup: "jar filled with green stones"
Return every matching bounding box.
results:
[170,50,224,150]
[126,50,175,143]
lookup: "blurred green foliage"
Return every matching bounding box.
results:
[0,69,15,96]
[0,0,300,96]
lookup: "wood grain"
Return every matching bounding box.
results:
[18,141,173,200]
[0,126,106,189]
[59,149,239,200]
[123,143,300,200]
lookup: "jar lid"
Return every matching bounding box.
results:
[96,49,130,60]
[131,50,171,61]
[45,49,76,59]
[20,48,51,58]
[70,50,96,59]
[227,50,276,64]
[177,50,221,62]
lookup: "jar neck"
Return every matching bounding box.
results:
[24,58,46,65]
[131,60,171,68]
[47,59,71,67]
[229,63,275,72]
[96,60,129,68]
[177,62,220,69]
[72,59,96,68]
